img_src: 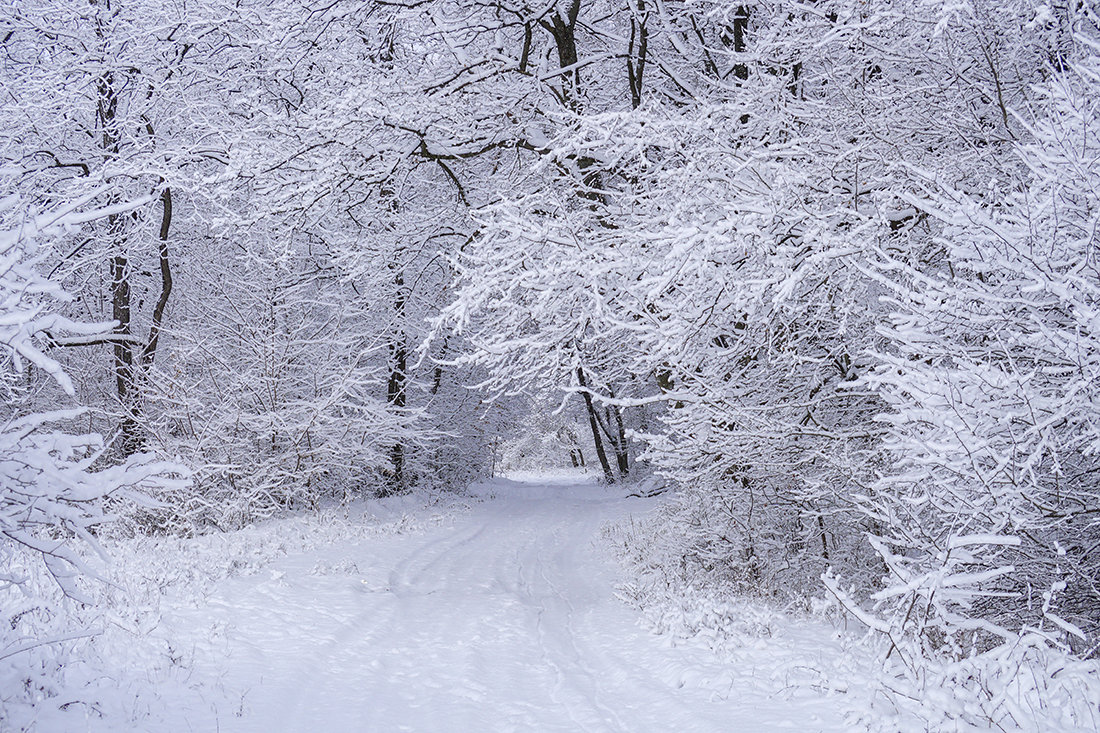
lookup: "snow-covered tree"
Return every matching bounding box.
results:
[854,30,1100,658]
[0,189,185,594]
[0,190,186,729]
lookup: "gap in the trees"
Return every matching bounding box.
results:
[488,397,636,485]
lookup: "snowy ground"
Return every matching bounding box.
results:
[24,474,885,732]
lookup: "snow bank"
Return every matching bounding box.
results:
[1,492,469,732]
[606,502,1100,733]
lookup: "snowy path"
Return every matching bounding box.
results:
[157,478,853,732]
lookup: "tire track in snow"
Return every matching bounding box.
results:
[516,519,631,733]
[165,479,852,733]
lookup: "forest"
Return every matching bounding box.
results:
[2,0,1100,730]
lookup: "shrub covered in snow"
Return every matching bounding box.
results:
[0,191,187,724]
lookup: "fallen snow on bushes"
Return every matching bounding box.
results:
[610,498,1100,733]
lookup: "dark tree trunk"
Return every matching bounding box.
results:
[98,69,142,455]
[429,335,448,396]
[138,186,173,373]
[109,240,140,454]
[519,22,532,73]
[141,117,174,369]
[627,0,649,109]
[818,514,830,561]
[577,367,615,484]
[384,268,408,495]
[722,6,751,124]
[543,0,582,111]
[729,5,750,80]
[612,404,629,477]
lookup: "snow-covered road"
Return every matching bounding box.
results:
[156,477,853,732]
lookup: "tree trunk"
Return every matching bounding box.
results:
[98,69,142,455]
[612,403,629,477]
[109,240,140,454]
[543,1,582,111]
[723,6,751,124]
[384,268,408,495]
[728,5,750,80]
[577,367,615,484]
[627,0,649,110]
[141,115,174,370]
